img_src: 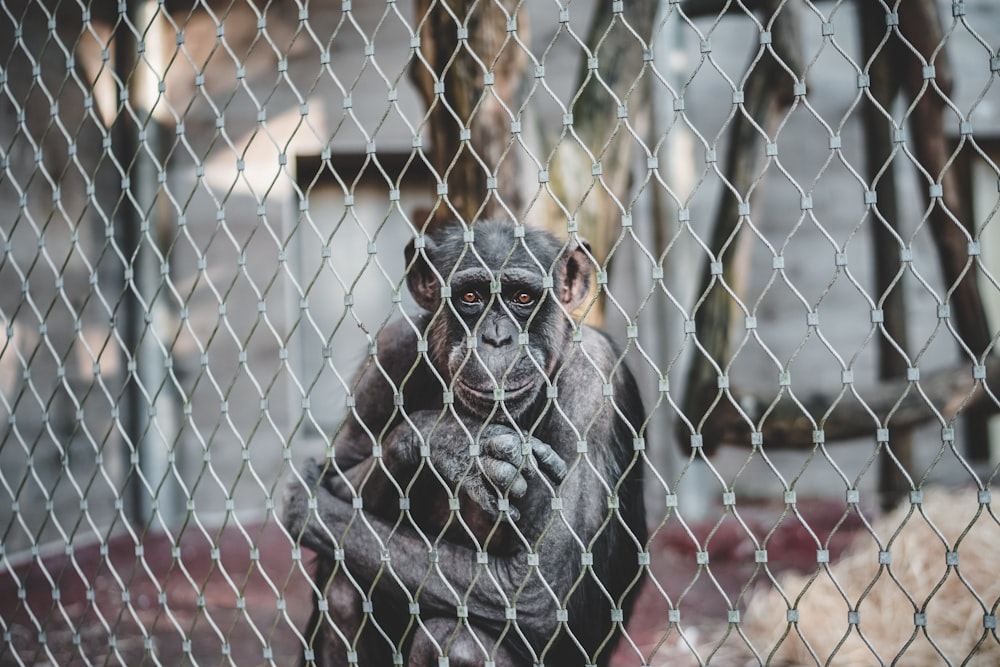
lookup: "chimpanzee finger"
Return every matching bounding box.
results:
[304,457,343,495]
[466,483,494,515]
[303,458,323,488]
[470,480,522,522]
[475,457,528,498]
[463,478,508,519]
[480,432,523,465]
[530,439,568,483]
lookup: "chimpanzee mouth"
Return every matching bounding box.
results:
[455,376,536,404]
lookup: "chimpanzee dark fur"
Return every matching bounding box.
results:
[284,220,646,666]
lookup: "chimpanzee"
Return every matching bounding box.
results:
[284,219,647,666]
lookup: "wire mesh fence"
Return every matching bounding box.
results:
[2,0,1000,665]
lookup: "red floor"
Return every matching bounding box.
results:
[1,501,862,666]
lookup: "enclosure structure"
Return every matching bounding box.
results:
[2,0,1000,665]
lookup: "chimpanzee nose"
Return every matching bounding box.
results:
[481,319,513,348]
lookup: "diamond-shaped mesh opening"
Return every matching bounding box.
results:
[2,1,1000,665]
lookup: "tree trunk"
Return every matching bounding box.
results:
[410,0,526,232]
[538,0,657,324]
[679,0,803,455]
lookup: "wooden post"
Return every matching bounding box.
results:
[554,0,657,259]
[896,0,993,465]
[679,0,803,454]
[671,0,995,468]
[859,1,914,509]
[410,0,526,232]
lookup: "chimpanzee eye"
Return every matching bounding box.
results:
[460,291,480,304]
[512,291,535,306]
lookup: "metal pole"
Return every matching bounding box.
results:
[113,0,180,527]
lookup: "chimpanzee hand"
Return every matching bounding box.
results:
[462,423,568,521]
[391,415,568,521]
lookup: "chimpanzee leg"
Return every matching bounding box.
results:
[303,563,395,667]
[407,618,519,666]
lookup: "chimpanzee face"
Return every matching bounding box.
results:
[405,221,591,420]
[439,266,552,418]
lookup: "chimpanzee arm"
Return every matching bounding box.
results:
[309,317,434,511]
[353,410,567,517]
[284,459,561,635]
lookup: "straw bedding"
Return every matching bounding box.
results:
[740,488,1000,665]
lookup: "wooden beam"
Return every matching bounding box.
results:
[694,356,1000,451]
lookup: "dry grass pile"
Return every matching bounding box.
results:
[741,488,1000,665]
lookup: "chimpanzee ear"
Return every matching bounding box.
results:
[405,235,440,312]
[559,237,592,311]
